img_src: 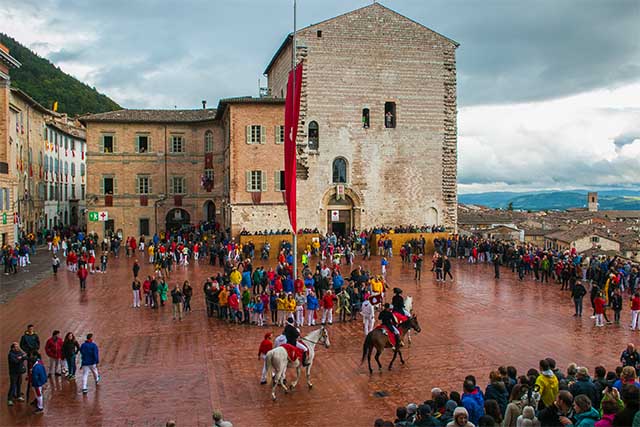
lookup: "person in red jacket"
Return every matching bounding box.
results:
[78,265,89,290]
[630,291,640,330]
[258,332,273,384]
[45,330,63,376]
[228,290,240,324]
[594,292,606,327]
[321,290,336,325]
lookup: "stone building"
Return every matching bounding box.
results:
[80,108,224,238]
[265,3,458,234]
[0,43,21,245]
[43,119,87,229]
[82,3,459,239]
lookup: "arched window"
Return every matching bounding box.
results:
[308,121,319,150]
[332,157,347,183]
[204,130,214,153]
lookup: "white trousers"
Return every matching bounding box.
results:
[631,310,640,330]
[595,313,604,326]
[35,386,43,409]
[363,316,375,336]
[296,306,304,326]
[260,354,268,382]
[48,357,61,375]
[82,364,99,390]
[307,310,316,325]
[322,308,333,324]
[133,290,141,307]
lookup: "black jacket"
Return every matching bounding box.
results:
[8,349,26,375]
[284,324,299,346]
[62,339,80,359]
[19,332,40,354]
[569,377,598,406]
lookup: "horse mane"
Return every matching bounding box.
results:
[303,327,323,341]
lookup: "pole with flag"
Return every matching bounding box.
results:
[284,0,302,279]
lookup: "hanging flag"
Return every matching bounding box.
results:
[53,101,58,112]
[284,63,303,233]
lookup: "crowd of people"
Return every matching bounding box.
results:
[376,350,640,426]
[7,325,101,413]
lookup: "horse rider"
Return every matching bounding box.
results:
[391,288,408,316]
[283,317,310,366]
[378,303,401,351]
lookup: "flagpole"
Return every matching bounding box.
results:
[291,0,298,280]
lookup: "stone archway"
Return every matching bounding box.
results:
[203,200,216,223]
[319,187,363,233]
[166,208,191,234]
[426,207,438,225]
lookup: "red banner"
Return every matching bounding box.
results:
[284,63,303,232]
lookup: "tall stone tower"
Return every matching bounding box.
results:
[587,192,598,212]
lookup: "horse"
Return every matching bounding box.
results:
[265,326,330,401]
[361,315,421,374]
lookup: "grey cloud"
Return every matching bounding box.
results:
[613,132,640,147]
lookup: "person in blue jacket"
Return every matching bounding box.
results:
[31,353,47,414]
[461,379,485,425]
[306,291,319,326]
[80,333,100,394]
[332,273,344,293]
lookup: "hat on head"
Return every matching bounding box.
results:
[418,404,432,417]
[453,407,469,419]
[445,400,457,413]
[393,288,403,294]
[406,403,418,415]
[286,317,295,325]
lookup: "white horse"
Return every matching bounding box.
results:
[265,327,330,401]
[404,296,414,345]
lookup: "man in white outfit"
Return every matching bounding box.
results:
[361,299,375,336]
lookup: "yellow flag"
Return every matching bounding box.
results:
[53,101,58,112]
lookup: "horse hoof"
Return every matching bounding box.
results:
[308,383,313,389]
[272,395,276,401]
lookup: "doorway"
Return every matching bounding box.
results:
[104,219,115,236]
[203,201,216,223]
[166,208,191,234]
[327,208,351,237]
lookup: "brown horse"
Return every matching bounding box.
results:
[361,315,421,374]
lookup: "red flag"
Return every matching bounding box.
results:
[284,64,303,232]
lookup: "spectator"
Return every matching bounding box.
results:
[462,379,485,425]
[212,410,233,427]
[538,390,572,427]
[613,385,639,427]
[619,343,639,368]
[44,330,63,377]
[569,367,598,406]
[80,333,101,394]
[30,353,47,414]
[446,407,474,427]
[535,359,559,409]
[571,394,600,427]
[484,370,508,414]
[6,342,26,406]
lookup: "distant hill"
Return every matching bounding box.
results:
[459,190,640,211]
[1,34,121,117]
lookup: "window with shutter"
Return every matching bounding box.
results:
[260,126,266,144]
[275,125,285,144]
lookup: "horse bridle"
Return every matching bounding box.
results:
[301,329,328,346]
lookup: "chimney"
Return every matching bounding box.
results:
[202,100,207,109]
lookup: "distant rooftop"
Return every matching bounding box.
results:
[80,108,218,124]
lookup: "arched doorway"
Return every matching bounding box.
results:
[203,201,216,223]
[326,195,353,236]
[166,208,191,233]
[426,207,438,225]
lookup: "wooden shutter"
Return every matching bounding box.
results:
[135,176,140,194]
[148,177,152,194]
[100,177,105,195]
[99,135,104,153]
[181,177,186,194]
[261,170,267,191]
[260,126,266,144]
[246,171,252,191]
[274,170,281,191]
[113,176,118,195]
[246,126,252,144]
[112,135,117,153]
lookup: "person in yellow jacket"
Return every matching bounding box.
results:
[535,359,559,408]
[147,245,154,264]
[229,267,242,286]
[276,293,287,326]
[218,287,229,320]
[284,294,296,322]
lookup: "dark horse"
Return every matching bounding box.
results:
[361,315,421,374]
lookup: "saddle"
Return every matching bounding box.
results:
[281,343,305,363]
[375,325,397,348]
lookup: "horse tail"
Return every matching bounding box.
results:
[265,351,274,383]
[361,332,372,364]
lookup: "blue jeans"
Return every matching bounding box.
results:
[574,297,583,316]
[66,354,77,376]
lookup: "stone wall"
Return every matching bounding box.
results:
[239,233,319,260]
[267,4,458,233]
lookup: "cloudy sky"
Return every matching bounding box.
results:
[2,0,639,193]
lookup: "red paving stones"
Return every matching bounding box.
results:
[0,256,635,426]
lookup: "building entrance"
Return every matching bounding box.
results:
[166,208,191,234]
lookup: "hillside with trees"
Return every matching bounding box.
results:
[0,34,121,117]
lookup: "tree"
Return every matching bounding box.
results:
[507,202,514,211]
